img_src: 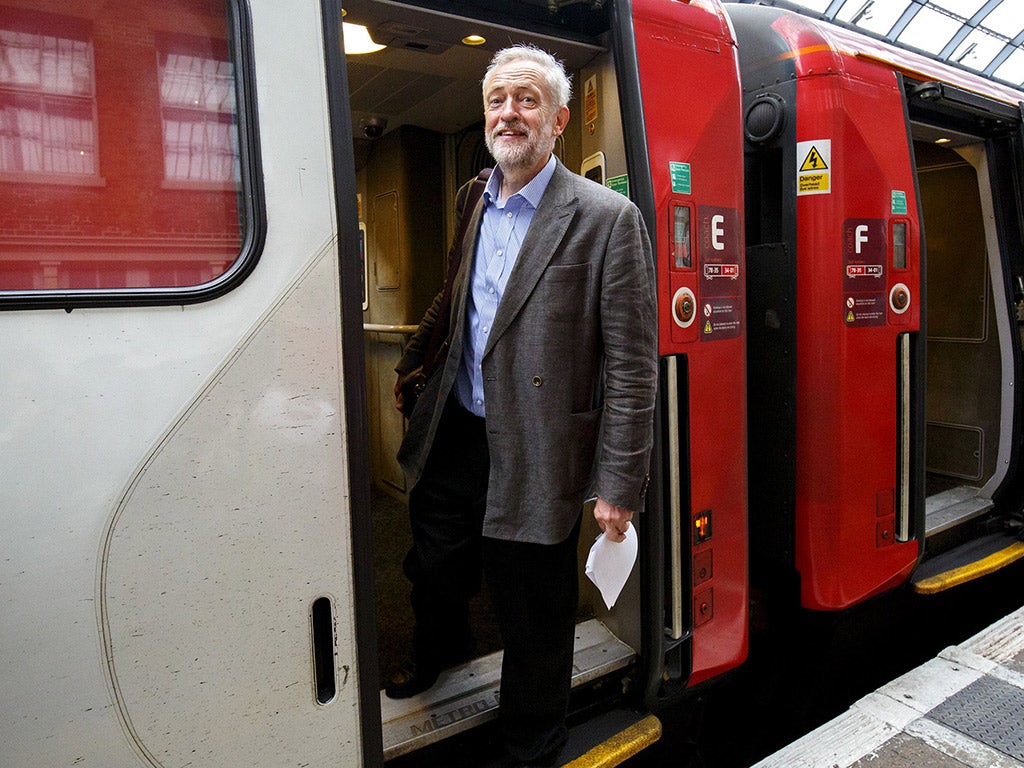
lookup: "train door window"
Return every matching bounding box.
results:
[0,0,258,304]
[892,221,907,270]
[671,203,693,269]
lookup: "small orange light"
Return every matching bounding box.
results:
[693,510,712,543]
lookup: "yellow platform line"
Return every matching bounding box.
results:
[913,541,1024,595]
[563,715,662,768]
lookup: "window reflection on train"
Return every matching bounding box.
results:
[0,2,242,291]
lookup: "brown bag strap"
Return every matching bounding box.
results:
[420,167,492,374]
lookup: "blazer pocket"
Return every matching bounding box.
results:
[537,263,591,321]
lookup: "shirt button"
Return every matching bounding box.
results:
[532,376,543,387]
[496,249,503,257]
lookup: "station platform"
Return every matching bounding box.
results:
[751,605,1024,768]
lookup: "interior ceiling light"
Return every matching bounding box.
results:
[935,137,952,144]
[344,22,385,55]
[462,34,486,46]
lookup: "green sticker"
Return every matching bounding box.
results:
[669,162,691,195]
[606,173,629,198]
[891,190,907,215]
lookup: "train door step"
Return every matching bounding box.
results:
[912,530,1024,594]
[381,618,636,761]
[924,485,994,537]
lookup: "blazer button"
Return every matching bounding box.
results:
[532,376,543,387]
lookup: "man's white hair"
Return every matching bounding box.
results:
[483,44,572,109]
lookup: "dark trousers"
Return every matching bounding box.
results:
[405,397,580,764]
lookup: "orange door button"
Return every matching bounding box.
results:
[672,286,697,328]
[889,282,911,314]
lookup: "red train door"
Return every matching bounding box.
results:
[791,52,923,609]
[619,0,749,699]
[730,5,922,610]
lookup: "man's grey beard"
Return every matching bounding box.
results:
[486,121,547,172]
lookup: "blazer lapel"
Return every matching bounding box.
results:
[483,162,577,358]
[448,199,485,354]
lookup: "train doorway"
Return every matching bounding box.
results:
[901,71,1024,591]
[915,135,1011,532]
[910,106,1024,577]
[341,2,644,760]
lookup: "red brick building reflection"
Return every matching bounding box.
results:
[0,0,242,291]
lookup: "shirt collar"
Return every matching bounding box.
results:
[483,154,557,209]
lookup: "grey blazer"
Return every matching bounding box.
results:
[397,160,658,544]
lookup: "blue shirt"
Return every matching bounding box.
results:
[455,154,557,417]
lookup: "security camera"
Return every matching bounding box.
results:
[360,116,387,140]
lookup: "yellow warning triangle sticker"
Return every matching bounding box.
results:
[846,311,855,323]
[800,146,828,172]
[704,320,713,334]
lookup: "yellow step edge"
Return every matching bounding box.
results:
[563,714,662,768]
[913,541,1024,595]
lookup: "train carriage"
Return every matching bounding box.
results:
[0,0,747,764]
[1,0,1022,766]
[731,2,1024,609]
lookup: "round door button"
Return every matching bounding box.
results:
[672,287,697,328]
[890,283,911,314]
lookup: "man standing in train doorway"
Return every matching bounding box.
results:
[391,43,658,767]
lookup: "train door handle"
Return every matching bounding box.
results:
[311,596,337,704]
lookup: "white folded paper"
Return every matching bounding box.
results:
[584,521,638,610]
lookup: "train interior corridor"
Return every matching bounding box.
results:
[915,133,1014,544]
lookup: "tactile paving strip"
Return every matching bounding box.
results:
[927,675,1024,761]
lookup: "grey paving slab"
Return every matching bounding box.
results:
[850,733,972,768]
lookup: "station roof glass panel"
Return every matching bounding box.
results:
[732,0,1024,89]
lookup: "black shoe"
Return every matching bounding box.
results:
[384,660,441,699]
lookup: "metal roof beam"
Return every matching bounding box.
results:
[889,0,925,40]
[984,30,1024,84]
[824,0,845,16]
[939,0,1007,60]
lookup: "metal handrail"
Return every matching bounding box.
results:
[362,323,418,335]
